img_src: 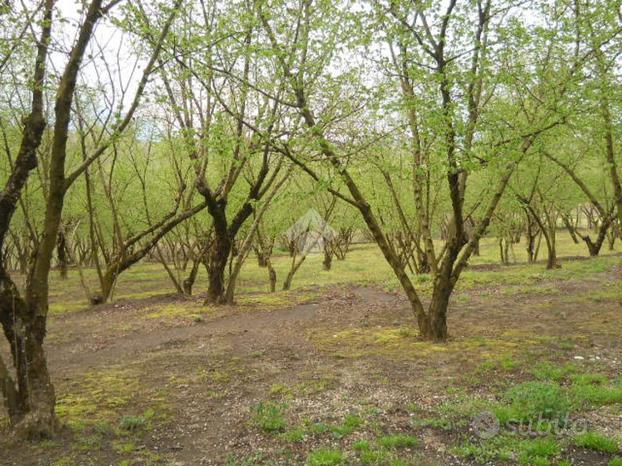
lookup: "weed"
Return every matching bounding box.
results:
[306,448,345,466]
[251,402,287,433]
[570,382,622,407]
[498,381,570,423]
[280,427,306,442]
[377,434,418,449]
[517,438,560,465]
[530,362,578,382]
[574,432,620,454]
[330,414,362,438]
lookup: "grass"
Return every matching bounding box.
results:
[23,230,619,317]
[377,434,418,449]
[574,432,620,454]
[497,381,571,423]
[454,435,562,465]
[3,232,621,465]
[306,448,346,466]
[517,438,561,465]
[250,402,287,433]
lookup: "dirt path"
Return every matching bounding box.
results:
[44,285,387,375]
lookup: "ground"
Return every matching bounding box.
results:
[1,236,622,466]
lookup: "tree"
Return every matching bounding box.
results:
[256,0,576,340]
[0,0,180,437]
[157,0,290,304]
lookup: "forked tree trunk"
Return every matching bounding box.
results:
[205,231,232,304]
[183,258,201,295]
[283,252,305,291]
[580,216,611,257]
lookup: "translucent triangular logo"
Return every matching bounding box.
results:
[284,208,336,254]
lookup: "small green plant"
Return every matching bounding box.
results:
[571,373,609,385]
[250,402,287,433]
[353,439,371,451]
[499,381,570,423]
[330,414,362,438]
[452,435,516,463]
[574,432,620,454]
[119,414,147,431]
[571,383,622,407]
[530,362,577,382]
[280,427,306,442]
[518,438,560,465]
[306,448,345,466]
[377,434,418,449]
[359,448,390,465]
[269,383,293,398]
[609,457,622,466]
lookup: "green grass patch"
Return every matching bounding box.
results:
[377,434,418,449]
[306,448,346,466]
[574,432,620,454]
[250,402,287,433]
[496,381,571,424]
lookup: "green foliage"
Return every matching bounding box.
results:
[453,435,518,463]
[517,438,561,465]
[250,402,287,433]
[497,382,570,423]
[574,432,620,454]
[570,382,622,407]
[329,414,363,438]
[531,362,578,382]
[306,448,345,466]
[376,434,418,449]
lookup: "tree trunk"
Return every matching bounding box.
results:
[183,258,201,295]
[423,287,450,342]
[0,283,58,438]
[56,229,68,279]
[545,230,559,269]
[283,253,305,291]
[562,215,580,244]
[580,216,611,257]
[322,243,333,271]
[205,231,232,304]
[266,259,277,292]
[254,246,269,267]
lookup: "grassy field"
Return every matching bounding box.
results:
[1,232,621,466]
[43,230,620,315]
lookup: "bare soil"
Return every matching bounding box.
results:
[1,259,621,466]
